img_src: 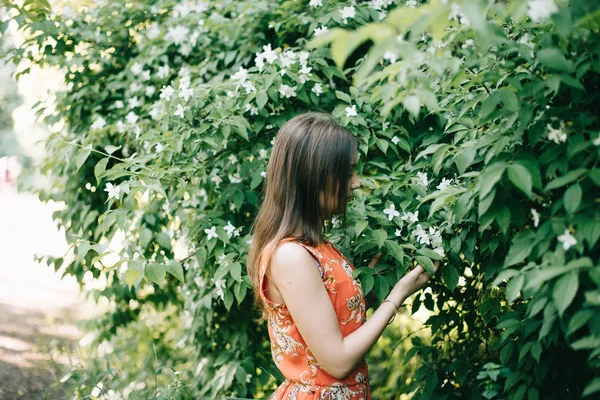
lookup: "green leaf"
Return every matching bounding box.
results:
[402,95,421,118]
[385,241,404,264]
[545,168,587,191]
[477,162,507,200]
[506,275,524,303]
[146,263,166,286]
[125,259,144,287]
[256,91,268,109]
[335,90,351,103]
[94,158,109,185]
[77,240,90,258]
[537,48,573,72]
[372,229,387,248]
[105,145,120,154]
[415,256,435,275]
[75,144,92,171]
[442,264,459,291]
[156,232,172,249]
[454,146,476,174]
[563,183,582,214]
[552,271,579,316]
[507,163,532,198]
[582,377,600,397]
[417,248,443,261]
[166,260,184,283]
[567,309,594,335]
[355,220,368,237]
[504,238,534,267]
[229,261,242,281]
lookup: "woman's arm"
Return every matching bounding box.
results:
[270,243,435,379]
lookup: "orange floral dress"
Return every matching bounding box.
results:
[259,237,370,399]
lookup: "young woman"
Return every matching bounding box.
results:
[247,112,440,399]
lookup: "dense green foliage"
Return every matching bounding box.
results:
[2,0,599,398]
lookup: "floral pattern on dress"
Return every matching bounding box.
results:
[259,238,370,399]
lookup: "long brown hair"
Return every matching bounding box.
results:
[248,112,358,322]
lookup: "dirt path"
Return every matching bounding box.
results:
[0,190,87,399]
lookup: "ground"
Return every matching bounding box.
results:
[0,190,90,399]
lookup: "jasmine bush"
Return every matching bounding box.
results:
[2,0,599,398]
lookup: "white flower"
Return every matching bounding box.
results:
[299,51,310,65]
[528,0,558,22]
[436,178,452,190]
[173,2,191,17]
[104,182,121,199]
[331,216,341,228]
[160,85,175,101]
[150,104,163,120]
[383,50,397,64]
[429,226,442,248]
[395,229,402,237]
[312,83,323,96]
[246,373,252,383]
[141,70,151,81]
[145,86,155,97]
[232,67,248,82]
[180,86,193,101]
[174,104,187,118]
[417,171,429,188]
[242,81,257,93]
[340,6,356,23]
[406,0,417,7]
[91,116,106,130]
[255,54,265,71]
[128,96,140,109]
[383,203,400,221]
[205,226,219,240]
[531,208,540,228]
[262,44,278,64]
[413,224,430,245]
[462,39,475,49]
[126,112,138,125]
[260,171,266,178]
[547,123,567,144]
[224,221,237,238]
[147,22,160,40]
[314,26,328,36]
[114,100,124,109]
[345,104,358,117]
[279,84,296,98]
[259,149,268,159]
[299,64,312,83]
[245,103,258,115]
[228,155,238,163]
[214,278,226,299]
[166,26,190,46]
[593,134,600,146]
[156,143,164,153]
[131,62,143,75]
[433,247,445,258]
[157,65,170,79]
[401,211,419,224]
[391,136,400,145]
[279,50,297,68]
[116,120,126,133]
[557,229,577,250]
[211,175,222,187]
[309,0,323,7]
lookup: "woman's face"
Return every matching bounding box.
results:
[320,152,360,218]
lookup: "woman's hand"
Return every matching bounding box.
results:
[387,260,442,307]
[396,260,442,298]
